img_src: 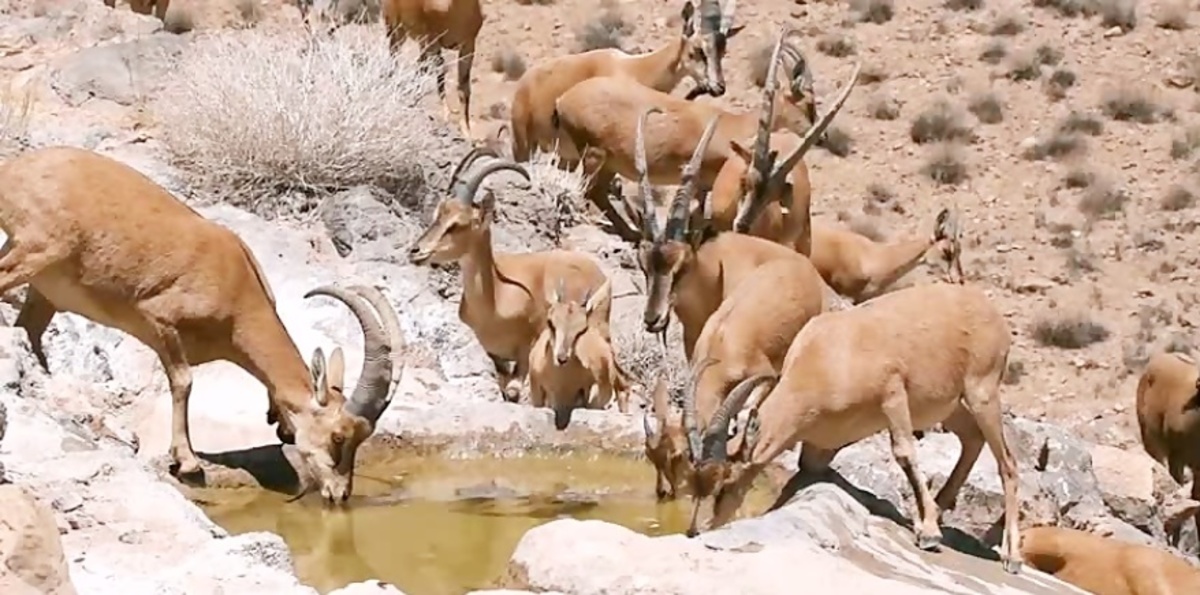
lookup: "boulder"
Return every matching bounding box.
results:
[0,484,78,595]
[51,35,187,107]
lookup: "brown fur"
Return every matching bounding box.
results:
[0,147,404,503]
[381,0,484,138]
[407,149,607,402]
[510,1,742,162]
[1136,351,1200,541]
[529,277,630,429]
[686,283,1022,574]
[645,257,825,499]
[1020,526,1200,595]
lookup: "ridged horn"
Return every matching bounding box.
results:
[448,148,494,201]
[701,375,775,462]
[303,286,393,424]
[682,358,718,463]
[768,62,861,183]
[461,157,531,206]
[636,107,664,240]
[664,115,721,241]
[348,285,406,396]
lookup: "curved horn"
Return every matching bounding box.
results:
[719,0,737,35]
[348,285,406,395]
[750,30,787,170]
[304,286,392,423]
[702,374,775,462]
[636,107,664,240]
[697,0,721,33]
[682,358,719,462]
[768,62,861,183]
[461,158,531,206]
[448,148,496,199]
[665,115,721,241]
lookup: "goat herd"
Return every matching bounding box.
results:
[20,0,1199,592]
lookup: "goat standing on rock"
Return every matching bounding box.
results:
[0,146,405,504]
[1136,351,1200,544]
[683,283,1023,574]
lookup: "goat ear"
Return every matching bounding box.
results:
[729,141,753,164]
[310,347,329,406]
[585,278,612,315]
[681,2,696,36]
[475,189,497,222]
[327,347,346,395]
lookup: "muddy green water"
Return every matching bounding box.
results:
[195,453,777,595]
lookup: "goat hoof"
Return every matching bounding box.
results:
[1001,557,1023,575]
[916,532,943,551]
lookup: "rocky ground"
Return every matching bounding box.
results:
[1,0,1199,593]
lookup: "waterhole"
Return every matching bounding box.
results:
[194,452,779,595]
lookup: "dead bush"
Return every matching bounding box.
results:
[863,182,898,214]
[922,143,968,185]
[910,99,972,144]
[1059,110,1103,135]
[1035,44,1064,66]
[163,4,196,34]
[946,0,984,10]
[991,12,1027,35]
[849,0,895,23]
[1098,0,1137,30]
[1003,359,1025,385]
[980,39,1007,64]
[867,94,900,120]
[0,83,32,156]
[1043,68,1076,100]
[1078,180,1129,220]
[1031,0,1097,18]
[1023,132,1086,161]
[1063,167,1095,189]
[817,34,856,57]
[1170,126,1200,160]
[821,126,853,157]
[1161,184,1196,210]
[490,49,527,81]
[235,0,263,24]
[1101,85,1162,123]
[613,306,689,400]
[1007,49,1041,81]
[576,6,632,52]
[153,29,438,216]
[1155,0,1189,29]
[857,63,887,84]
[968,91,1004,123]
[1031,314,1110,349]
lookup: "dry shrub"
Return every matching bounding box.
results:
[910,99,972,144]
[1155,0,1189,29]
[867,94,900,120]
[991,11,1027,35]
[153,28,437,216]
[1078,180,1129,220]
[490,49,527,81]
[1059,110,1103,135]
[1023,132,1086,161]
[857,63,887,84]
[821,127,853,157]
[1031,314,1110,349]
[1031,0,1097,18]
[1043,68,1076,100]
[1063,167,1095,188]
[576,6,632,52]
[849,0,895,23]
[1007,49,1041,81]
[0,82,32,156]
[1035,44,1064,66]
[817,34,856,57]
[946,0,984,10]
[968,91,1003,123]
[524,149,589,237]
[922,143,968,185]
[1170,126,1200,160]
[1161,184,1196,210]
[1101,85,1162,123]
[1098,0,1137,30]
[863,182,898,214]
[235,0,263,25]
[1003,359,1025,385]
[163,4,196,34]
[612,308,689,401]
[980,39,1007,64]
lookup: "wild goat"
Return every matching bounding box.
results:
[0,146,405,503]
[528,277,630,429]
[407,148,608,402]
[1020,526,1200,594]
[684,283,1022,574]
[644,257,825,500]
[510,0,744,163]
[1136,351,1200,540]
[551,28,819,241]
[381,0,483,138]
[103,0,169,20]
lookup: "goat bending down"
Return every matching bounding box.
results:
[684,283,1022,574]
[0,146,405,504]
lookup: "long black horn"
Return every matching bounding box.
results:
[751,28,787,167]
[461,158,531,206]
[304,286,392,424]
[448,148,496,200]
[664,115,721,241]
[637,107,664,240]
[682,358,718,463]
[701,375,775,462]
[768,62,861,182]
[349,285,406,396]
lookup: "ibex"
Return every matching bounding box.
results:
[0,146,404,503]
[381,0,482,138]
[550,28,820,241]
[407,148,608,402]
[509,0,744,163]
[684,283,1022,574]
[102,0,170,20]
[528,277,630,429]
[1136,351,1200,541]
[1020,525,1200,594]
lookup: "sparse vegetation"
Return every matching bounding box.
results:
[1031,0,1098,18]
[946,0,984,10]
[1035,44,1064,66]
[1043,68,1076,101]
[490,49,527,81]
[1024,132,1086,161]
[0,82,32,156]
[1007,50,1041,81]
[1031,313,1110,349]
[1101,85,1162,123]
[163,4,196,34]
[857,63,887,84]
[1098,0,1137,31]
[1170,126,1200,160]
[1003,359,1026,385]
[991,12,1027,36]
[153,29,438,215]
[1063,167,1095,189]
[922,143,968,185]
[1078,181,1129,220]
[867,94,901,120]
[817,34,857,57]
[1161,184,1196,211]
[849,0,894,23]
[910,99,972,144]
[980,39,1007,64]
[1155,0,1190,29]
[1059,110,1103,135]
[821,127,853,157]
[968,91,1004,123]
[235,0,263,24]
[575,5,631,52]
